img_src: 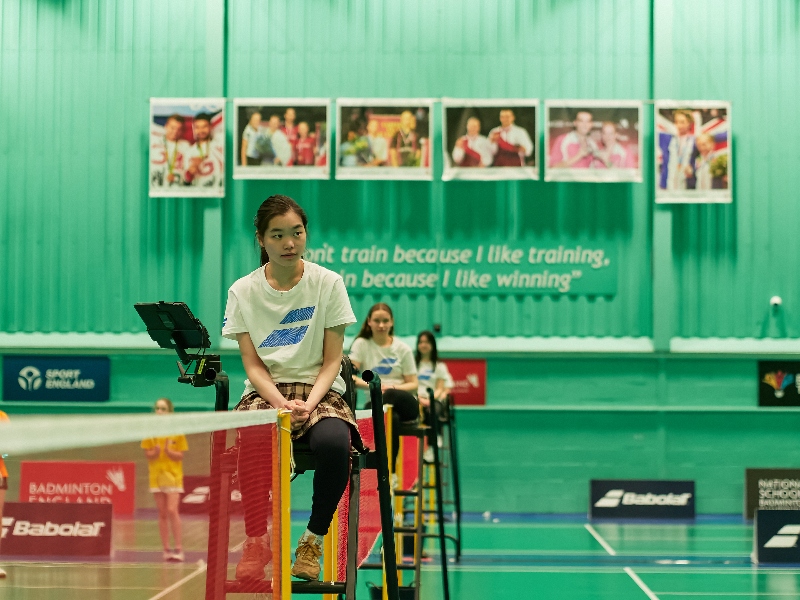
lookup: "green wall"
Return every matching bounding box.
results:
[2,0,800,515]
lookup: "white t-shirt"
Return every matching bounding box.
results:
[349,337,417,389]
[222,261,356,397]
[243,125,262,159]
[185,138,225,188]
[417,360,453,398]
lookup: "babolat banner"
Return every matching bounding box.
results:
[745,469,800,519]
[304,238,617,296]
[0,502,112,556]
[590,479,695,519]
[2,356,110,401]
[753,509,800,564]
[758,361,800,407]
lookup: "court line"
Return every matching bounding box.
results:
[585,523,617,556]
[625,567,661,600]
[148,560,207,600]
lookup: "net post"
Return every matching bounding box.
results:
[273,411,293,600]
[323,508,339,600]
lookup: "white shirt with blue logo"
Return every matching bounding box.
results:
[222,261,356,397]
[416,360,453,398]
[349,337,417,390]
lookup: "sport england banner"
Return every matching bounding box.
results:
[753,509,800,564]
[335,99,434,180]
[3,355,110,401]
[234,99,330,180]
[655,101,731,204]
[0,502,112,556]
[304,239,617,296]
[443,359,486,405]
[745,469,800,519]
[545,100,643,183]
[442,99,538,181]
[590,479,695,519]
[20,461,136,516]
[758,361,800,407]
[149,98,225,197]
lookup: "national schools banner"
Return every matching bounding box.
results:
[655,101,731,204]
[545,100,643,183]
[442,99,538,181]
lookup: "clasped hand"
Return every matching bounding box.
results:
[284,399,310,428]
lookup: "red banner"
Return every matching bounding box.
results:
[20,461,136,516]
[0,502,112,556]
[443,359,487,405]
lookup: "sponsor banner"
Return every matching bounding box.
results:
[233,98,330,180]
[3,355,110,402]
[758,361,800,407]
[442,98,538,181]
[149,98,226,198]
[20,461,135,516]
[443,359,487,406]
[335,98,434,180]
[753,509,800,564]
[179,475,243,515]
[655,101,731,204]
[745,469,800,519]
[0,502,112,556]
[590,479,695,519]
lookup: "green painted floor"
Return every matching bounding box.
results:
[1,515,799,599]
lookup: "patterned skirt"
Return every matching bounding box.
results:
[234,382,361,444]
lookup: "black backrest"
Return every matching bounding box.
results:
[340,355,358,413]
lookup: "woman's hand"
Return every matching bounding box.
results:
[285,399,310,429]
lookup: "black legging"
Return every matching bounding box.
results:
[238,417,352,538]
[365,388,419,470]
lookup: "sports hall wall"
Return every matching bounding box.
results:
[2,0,800,514]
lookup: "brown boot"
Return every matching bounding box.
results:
[235,535,272,581]
[291,536,322,581]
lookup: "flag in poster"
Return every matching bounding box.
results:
[545,100,642,183]
[149,98,225,198]
[442,99,538,181]
[655,101,731,204]
[233,99,330,180]
[335,99,434,180]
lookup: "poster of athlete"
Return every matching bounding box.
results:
[442,99,538,181]
[335,99,434,180]
[545,100,642,183]
[149,98,225,198]
[233,99,330,180]
[655,101,731,203]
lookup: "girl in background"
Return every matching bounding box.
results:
[141,398,187,562]
[415,331,453,462]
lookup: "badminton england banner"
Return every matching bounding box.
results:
[305,239,616,296]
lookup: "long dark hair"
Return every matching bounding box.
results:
[356,303,394,339]
[415,330,438,368]
[254,194,308,266]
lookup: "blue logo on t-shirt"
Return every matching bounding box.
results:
[259,306,316,348]
[373,357,398,375]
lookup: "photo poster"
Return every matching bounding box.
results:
[655,101,731,204]
[233,98,331,180]
[335,98,435,180]
[544,100,643,183]
[442,99,538,181]
[149,98,225,198]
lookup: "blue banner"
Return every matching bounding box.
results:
[3,356,110,402]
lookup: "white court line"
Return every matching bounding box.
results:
[625,567,661,600]
[585,523,617,556]
[148,560,207,600]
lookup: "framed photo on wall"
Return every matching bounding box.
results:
[442,99,538,181]
[335,98,434,180]
[655,101,731,203]
[149,98,225,198]
[545,100,642,183]
[233,99,330,180]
